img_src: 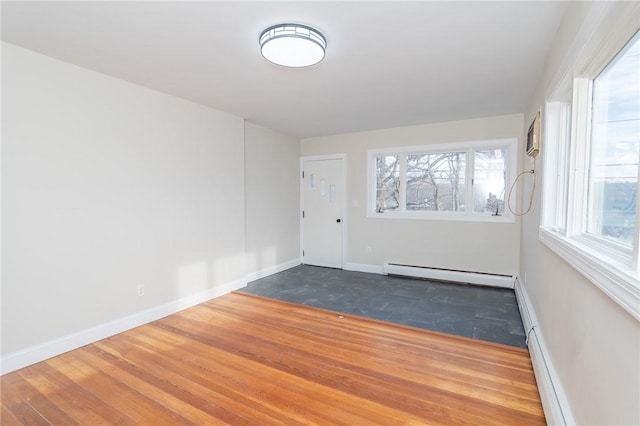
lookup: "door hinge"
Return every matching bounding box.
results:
[302,210,305,218]
[302,250,305,257]
[302,171,305,179]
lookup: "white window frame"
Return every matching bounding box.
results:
[367,138,518,223]
[540,3,640,321]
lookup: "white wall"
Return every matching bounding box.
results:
[244,122,300,278]
[301,114,524,275]
[2,43,246,356]
[520,3,640,425]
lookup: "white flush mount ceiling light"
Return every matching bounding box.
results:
[259,23,326,68]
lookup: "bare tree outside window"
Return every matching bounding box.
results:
[376,155,400,212]
[370,138,515,220]
[406,152,466,211]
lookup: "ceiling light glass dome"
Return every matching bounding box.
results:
[259,23,326,68]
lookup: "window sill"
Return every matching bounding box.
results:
[367,211,516,223]
[539,228,640,321]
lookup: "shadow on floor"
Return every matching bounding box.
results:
[238,265,527,348]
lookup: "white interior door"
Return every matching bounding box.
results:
[302,158,344,268]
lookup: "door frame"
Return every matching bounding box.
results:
[300,154,347,269]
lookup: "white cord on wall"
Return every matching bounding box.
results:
[507,156,537,217]
[525,325,537,346]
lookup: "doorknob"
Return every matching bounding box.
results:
[336,219,342,223]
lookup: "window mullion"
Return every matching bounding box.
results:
[634,173,640,269]
[543,101,572,232]
[466,148,474,216]
[399,153,407,212]
[542,102,558,228]
[566,78,592,237]
[557,103,571,232]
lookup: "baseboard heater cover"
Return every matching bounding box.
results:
[383,263,515,289]
[515,278,573,425]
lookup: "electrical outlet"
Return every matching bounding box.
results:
[137,284,145,297]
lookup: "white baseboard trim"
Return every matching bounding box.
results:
[344,262,385,275]
[515,278,575,425]
[0,277,247,375]
[384,262,515,289]
[245,258,301,283]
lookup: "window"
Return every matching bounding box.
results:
[368,138,516,222]
[541,25,640,320]
[473,149,507,215]
[375,155,400,212]
[587,35,639,248]
[405,151,466,212]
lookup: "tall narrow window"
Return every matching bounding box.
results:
[587,32,640,247]
[540,22,640,320]
[375,155,400,212]
[473,149,507,215]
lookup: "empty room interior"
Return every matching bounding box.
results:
[1,1,639,425]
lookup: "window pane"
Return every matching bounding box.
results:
[473,149,507,214]
[587,32,639,246]
[406,152,465,211]
[376,155,400,212]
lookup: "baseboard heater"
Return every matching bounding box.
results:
[383,262,515,289]
[514,278,571,425]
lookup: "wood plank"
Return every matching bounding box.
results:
[1,373,60,426]
[1,292,546,425]
[0,403,25,426]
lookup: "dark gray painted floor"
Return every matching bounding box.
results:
[239,265,527,348]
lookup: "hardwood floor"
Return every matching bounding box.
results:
[1,292,545,425]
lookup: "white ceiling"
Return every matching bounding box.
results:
[1,1,568,139]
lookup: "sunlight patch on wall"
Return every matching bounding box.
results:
[213,253,246,285]
[177,261,208,294]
